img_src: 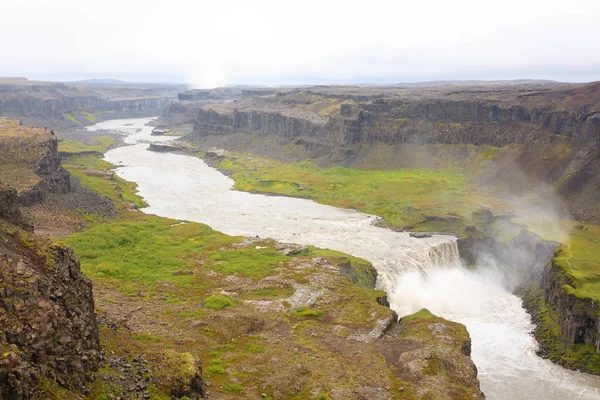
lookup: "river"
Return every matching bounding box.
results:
[91,117,600,399]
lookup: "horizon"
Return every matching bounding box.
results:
[2,0,599,88]
[3,76,599,88]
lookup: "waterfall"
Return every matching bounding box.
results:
[374,238,461,292]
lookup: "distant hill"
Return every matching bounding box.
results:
[71,78,130,84]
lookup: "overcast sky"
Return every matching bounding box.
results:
[1,0,599,87]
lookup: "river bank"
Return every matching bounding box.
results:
[88,117,600,399]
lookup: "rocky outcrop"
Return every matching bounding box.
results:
[458,230,559,289]
[541,260,600,352]
[374,310,484,399]
[0,222,101,398]
[178,88,240,101]
[191,82,600,150]
[0,118,71,206]
[0,185,27,229]
[0,79,176,129]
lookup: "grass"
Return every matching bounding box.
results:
[207,247,288,279]
[291,307,325,319]
[63,113,80,124]
[518,218,600,304]
[522,286,600,374]
[82,111,97,123]
[212,154,502,236]
[63,213,296,296]
[61,154,148,210]
[243,287,294,300]
[400,308,436,324]
[64,214,238,294]
[58,136,115,154]
[204,294,233,310]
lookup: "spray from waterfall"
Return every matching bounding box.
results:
[375,238,461,293]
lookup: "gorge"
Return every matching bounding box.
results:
[101,117,600,399]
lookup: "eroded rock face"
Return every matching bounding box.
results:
[0,226,101,398]
[0,118,71,206]
[0,185,28,230]
[374,315,484,400]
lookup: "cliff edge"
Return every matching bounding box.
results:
[0,184,101,398]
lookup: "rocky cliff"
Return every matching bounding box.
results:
[0,184,101,398]
[192,82,600,148]
[0,78,177,130]
[0,118,70,205]
[188,82,600,224]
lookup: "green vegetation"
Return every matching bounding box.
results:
[308,247,376,288]
[204,294,233,310]
[207,246,288,279]
[63,113,80,124]
[519,218,600,304]
[65,214,245,294]
[82,111,97,123]
[212,153,502,236]
[243,287,294,300]
[522,286,600,374]
[291,307,325,319]
[222,381,244,393]
[61,154,148,210]
[400,308,436,325]
[58,136,115,154]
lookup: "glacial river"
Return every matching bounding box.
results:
[92,117,600,399]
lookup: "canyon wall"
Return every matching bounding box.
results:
[0,118,71,205]
[0,79,176,130]
[0,181,101,398]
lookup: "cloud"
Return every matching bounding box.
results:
[1,0,599,86]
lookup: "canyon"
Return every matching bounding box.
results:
[0,78,182,130]
[174,81,600,379]
[2,79,600,399]
[0,114,485,398]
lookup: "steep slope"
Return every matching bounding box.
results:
[0,78,177,130]
[0,185,101,398]
[0,118,70,205]
[181,82,600,373]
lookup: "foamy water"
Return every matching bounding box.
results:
[89,118,600,399]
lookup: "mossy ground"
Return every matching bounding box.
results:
[521,285,600,374]
[211,153,506,237]
[65,211,421,398]
[51,139,469,398]
[61,154,148,211]
[518,218,600,305]
[58,136,115,154]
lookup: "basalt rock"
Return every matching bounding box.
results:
[0,118,71,206]
[0,225,101,398]
[0,78,177,130]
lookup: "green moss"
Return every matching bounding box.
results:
[63,113,80,124]
[207,247,288,279]
[246,343,265,353]
[204,294,233,310]
[82,111,97,123]
[211,152,500,236]
[64,214,236,294]
[292,307,325,319]
[400,308,436,324]
[222,381,244,393]
[58,136,115,154]
[309,247,376,289]
[243,287,294,300]
[133,332,160,341]
[522,285,600,374]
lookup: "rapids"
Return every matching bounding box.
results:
[89,117,600,399]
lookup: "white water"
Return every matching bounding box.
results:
[90,118,600,399]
